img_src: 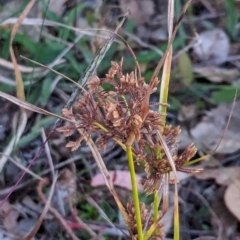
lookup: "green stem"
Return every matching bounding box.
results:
[153,192,159,222]
[126,145,143,240]
[159,48,172,121]
[153,47,173,227]
[153,146,162,234]
[174,182,180,240]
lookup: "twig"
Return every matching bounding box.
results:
[37,177,80,240]
[0,153,43,181]
[24,175,58,240]
[0,155,82,197]
[41,129,66,216]
[41,129,55,178]
[123,30,163,56]
[182,187,223,240]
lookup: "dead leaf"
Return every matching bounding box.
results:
[91,170,143,191]
[193,28,230,65]
[180,101,240,153]
[56,169,76,201]
[193,66,239,83]
[119,0,154,24]
[48,0,66,16]
[195,167,240,186]
[178,104,196,121]
[193,237,217,240]
[25,175,58,240]
[0,201,19,231]
[211,187,237,239]
[224,180,240,221]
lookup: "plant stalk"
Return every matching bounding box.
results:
[153,46,173,226]
[153,192,159,222]
[126,145,143,240]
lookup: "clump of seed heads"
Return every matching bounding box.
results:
[57,60,198,239]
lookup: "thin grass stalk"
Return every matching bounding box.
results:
[154,0,175,236]
[173,181,180,240]
[163,173,180,240]
[153,47,172,223]
[162,173,169,214]
[143,212,163,240]
[126,145,143,240]
[153,145,162,233]
[158,47,173,119]
[153,192,159,222]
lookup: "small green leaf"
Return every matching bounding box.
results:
[211,87,240,103]
[137,50,159,63]
[178,53,193,87]
[39,78,53,105]
[225,0,238,40]
[17,116,56,148]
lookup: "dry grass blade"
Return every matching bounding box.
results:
[41,129,66,216]
[0,18,122,44]
[156,131,178,181]
[24,174,58,240]
[9,0,36,101]
[53,11,130,132]
[150,0,192,83]
[0,0,36,175]
[0,57,41,72]
[0,91,76,125]
[0,153,43,181]
[85,136,127,220]
[37,176,80,240]
[0,155,81,197]
[0,111,27,172]
[20,56,87,93]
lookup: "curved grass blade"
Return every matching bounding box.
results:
[53,11,130,130]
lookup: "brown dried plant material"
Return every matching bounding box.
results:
[37,178,79,240]
[91,170,143,191]
[48,0,67,16]
[57,169,76,202]
[196,167,240,226]
[180,101,240,154]
[119,0,154,25]
[193,237,217,240]
[211,187,238,240]
[224,180,240,221]
[125,200,165,240]
[193,66,238,83]
[195,167,240,186]
[57,61,198,195]
[141,127,198,194]
[57,61,164,152]
[193,28,230,65]
[0,201,19,231]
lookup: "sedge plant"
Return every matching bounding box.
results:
[55,57,200,240]
[0,0,209,239]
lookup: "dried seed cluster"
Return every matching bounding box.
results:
[58,61,197,182]
[126,200,165,240]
